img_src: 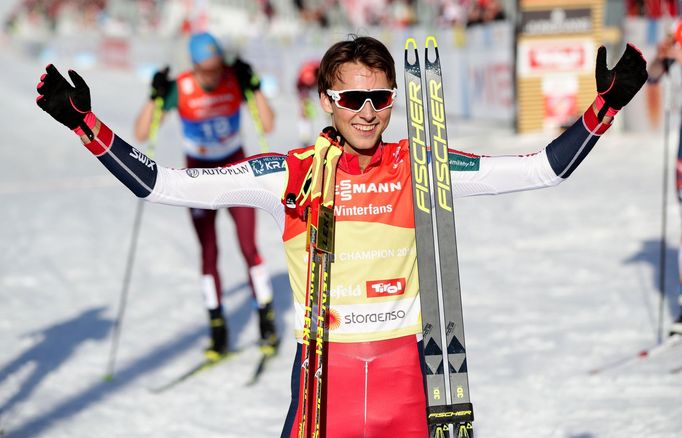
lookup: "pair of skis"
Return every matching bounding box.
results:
[405,37,474,438]
[151,339,276,393]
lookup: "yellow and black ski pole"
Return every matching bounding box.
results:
[245,89,269,153]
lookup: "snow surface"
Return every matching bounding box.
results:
[1,37,682,438]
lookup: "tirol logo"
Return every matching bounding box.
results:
[186,168,200,178]
[366,278,406,298]
[249,155,285,177]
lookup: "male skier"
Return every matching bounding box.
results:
[36,35,647,436]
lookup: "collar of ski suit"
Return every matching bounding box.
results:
[338,141,385,175]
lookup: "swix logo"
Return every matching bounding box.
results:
[129,149,155,170]
[366,278,406,298]
[336,179,402,201]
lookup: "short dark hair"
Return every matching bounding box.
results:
[318,35,397,94]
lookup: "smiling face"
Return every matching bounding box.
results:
[320,62,393,169]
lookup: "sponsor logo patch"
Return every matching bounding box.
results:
[328,308,342,330]
[185,164,250,178]
[249,156,285,176]
[336,179,402,201]
[366,278,406,298]
[129,149,156,170]
[342,309,407,325]
[333,203,393,217]
[448,152,480,171]
[330,283,362,299]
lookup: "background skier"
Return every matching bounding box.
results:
[132,32,279,360]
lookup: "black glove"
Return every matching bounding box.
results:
[595,43,648,120]
[232,58,261,93]
[150,66,171,100]
[36,64,94,139]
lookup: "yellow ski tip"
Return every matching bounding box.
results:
[426,35,438,48]
[405,38,418,50]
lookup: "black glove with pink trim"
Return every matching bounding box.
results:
[36,64,96,139]
[595,43,648,121]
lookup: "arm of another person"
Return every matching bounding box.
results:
[233,58,274,133]
[36,65,287,230]
[647,34,682,84]
[133,66,173,142]
[133,99,167,143]
[251,88,274,133]
[449,43,648,198]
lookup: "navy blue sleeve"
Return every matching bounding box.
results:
[545,106,610,179]
[83,122,158,197]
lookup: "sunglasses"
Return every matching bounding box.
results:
[326,88,398,112]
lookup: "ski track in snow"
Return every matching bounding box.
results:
[1,38,682,438]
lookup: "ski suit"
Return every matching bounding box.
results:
[80,103,610,437]
[161,65,272,311]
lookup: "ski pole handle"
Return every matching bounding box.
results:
[145,97,164,159]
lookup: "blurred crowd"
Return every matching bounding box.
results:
[4,0,508,36]
[4,0,162,35]
[5,0,108,33]
[626,0,679,17]
[231,0,506,29]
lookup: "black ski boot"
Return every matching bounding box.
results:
[206,308,229,361]
[258,302,280,356]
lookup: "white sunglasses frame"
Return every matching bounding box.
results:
[326,88,398,113]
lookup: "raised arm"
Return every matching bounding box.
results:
[233,58,275,133]
[133,66,171,143]
[450,43,648,198]
[646,34,682,84]
[35,64,287,229]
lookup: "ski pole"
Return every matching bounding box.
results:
[658,65,672,344]
[245,89,270,153]
[295,130,341,438]
[104,97,164,381]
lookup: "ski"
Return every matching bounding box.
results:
[405,36,474,438]
[150,351,238,393]
[247,346,279,386]
[588,334,682,375]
